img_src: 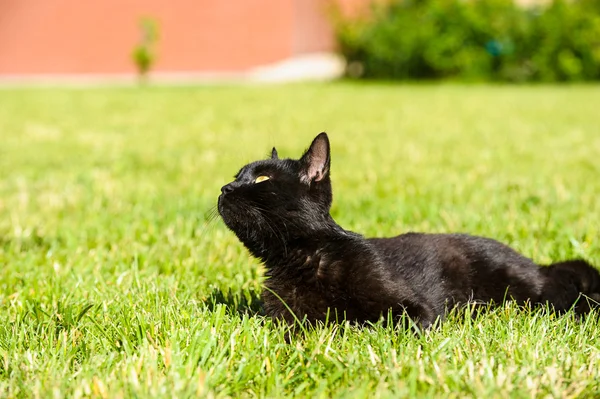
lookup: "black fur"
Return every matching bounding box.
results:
[218,132,600,328]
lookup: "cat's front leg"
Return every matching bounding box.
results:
[399,300,438,331]
[261,290,299,324]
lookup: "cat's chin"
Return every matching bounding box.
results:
[217,195,236,227]
[218,195,251,236]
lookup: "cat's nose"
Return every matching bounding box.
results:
[221,183,235,195]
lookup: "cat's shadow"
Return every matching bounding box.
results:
[204,287,264,317]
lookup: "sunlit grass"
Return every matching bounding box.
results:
[1,83,599,397]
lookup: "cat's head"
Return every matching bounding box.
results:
[218,133,333,251]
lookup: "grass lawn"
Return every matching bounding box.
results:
[1,83,599,398]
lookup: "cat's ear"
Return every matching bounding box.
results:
[300,132,330,184]
[271,147,278,159]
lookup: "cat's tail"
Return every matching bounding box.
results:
[540,260,600,314]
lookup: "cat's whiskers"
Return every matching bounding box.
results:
[198,206,221,238]
[251,203,293,234]
[253,203,295,233]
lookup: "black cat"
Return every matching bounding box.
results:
[218,133,600,328]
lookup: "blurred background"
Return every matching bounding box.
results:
[0,0,362,82]
[1,0,598,83]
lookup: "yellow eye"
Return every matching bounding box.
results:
[254,175,270,183]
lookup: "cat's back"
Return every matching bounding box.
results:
[368,232,459,263]
[367,232,543,304]
[368,233,468,278]
[368,232,538,271]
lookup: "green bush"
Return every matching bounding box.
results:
[335,0,600,82]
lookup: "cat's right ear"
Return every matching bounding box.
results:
[299,132,330,184]
[271,147,278,159]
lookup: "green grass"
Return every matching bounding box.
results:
[1,83,599,398]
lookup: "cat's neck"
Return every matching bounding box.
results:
[238,215,366,267]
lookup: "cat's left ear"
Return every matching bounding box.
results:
[300,132,330,184]
[271,147,278,159]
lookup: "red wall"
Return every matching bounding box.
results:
[0,0,370,75]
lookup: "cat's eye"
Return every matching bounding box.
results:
[254,175,270,183]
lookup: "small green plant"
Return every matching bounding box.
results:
[132,17,159,83]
